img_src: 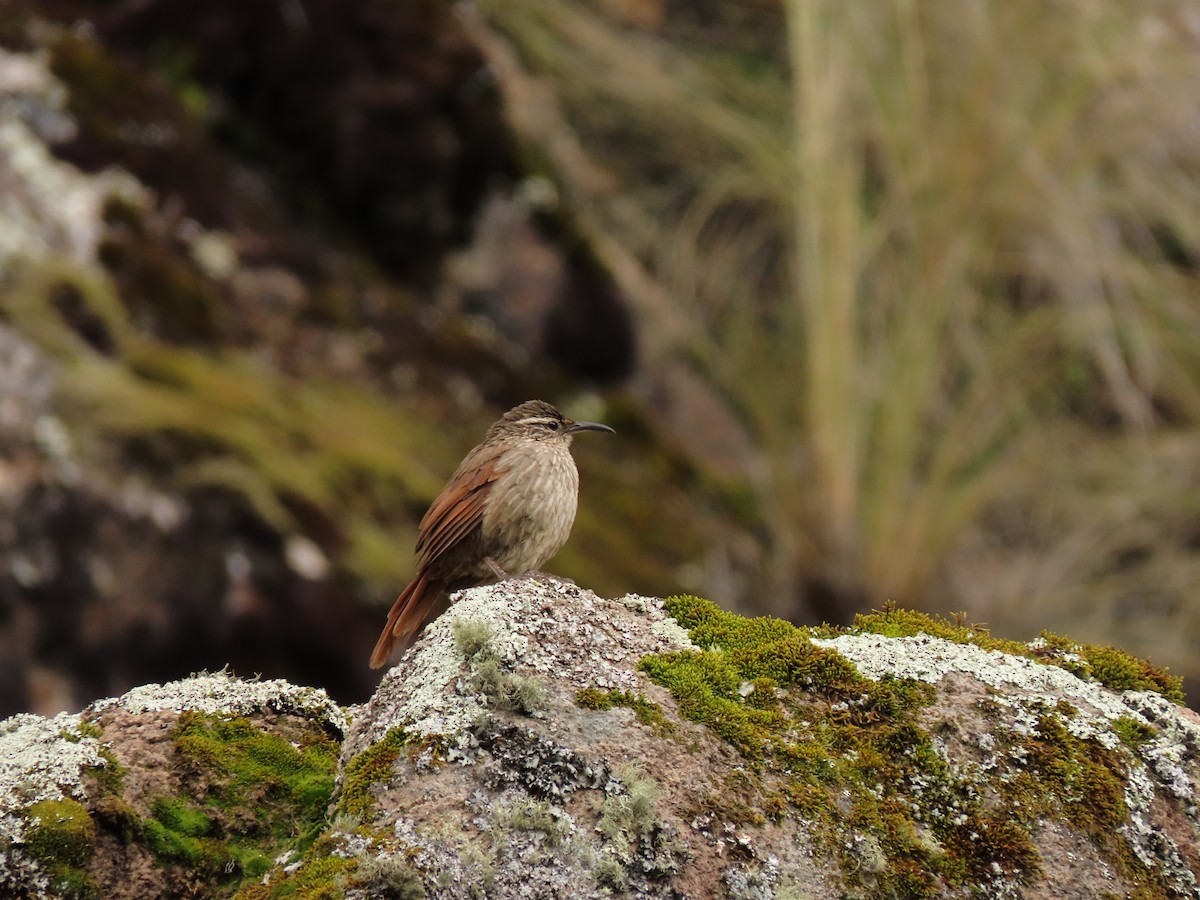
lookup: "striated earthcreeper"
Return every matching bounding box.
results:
[369,400,614,668]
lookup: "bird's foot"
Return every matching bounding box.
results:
[485,557,510,580]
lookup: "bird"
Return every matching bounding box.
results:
[369,399,615,668]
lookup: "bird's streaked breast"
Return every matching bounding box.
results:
[481,442,579,574]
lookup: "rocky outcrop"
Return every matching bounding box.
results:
[2,582,1198,898]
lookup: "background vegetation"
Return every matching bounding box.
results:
[472,0,1200,683]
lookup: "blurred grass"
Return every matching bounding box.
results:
[472,0,1200,680]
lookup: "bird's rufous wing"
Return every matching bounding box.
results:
[414,458,504,568]
[369,456,505,668]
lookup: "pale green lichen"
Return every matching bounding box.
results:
[597,765,660,848]
[453,618,546,714]
[346,580,696,753]
[91,670,348,735]
[491,796,572,847]
[352,854,428,899]
[451,618,496,660]
[0,711,108,897]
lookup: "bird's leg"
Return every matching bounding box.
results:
[485,557,509,580]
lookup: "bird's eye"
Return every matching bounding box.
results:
[544,420,560,431]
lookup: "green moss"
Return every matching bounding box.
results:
[144,798,224,872]
[128,711,340,892]
[151,796,215,838]
[645,596,1058,897]
[1018,714,1127,833]
[729,635,862,692]
[574,688,675,735]
[233,848,356,900]
[172,712,338,825]
[229,845,275,881]
[640,650,783,756]
[661,594,798,650]
[688,771,770,829]
[23,798,99,899]
[843,603,1030,656]
[1034,631,1184,702]
[62,721,104,742]
[24,798,96,868]
[837,605,1185,704]
[575,687,611,710]
[338,727,412,822]
[90,796,142,845]
[978,706,1179,897]
[86,746,127,797]
[143,791,281,879]
[1112,715,1157,748]
[1081,644,1182,702]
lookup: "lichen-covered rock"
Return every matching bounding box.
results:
[0,711,108,896]
[289,585,1198,900]
[3,589,1198,898]
[0,672,344,899]
[329,579,749,900]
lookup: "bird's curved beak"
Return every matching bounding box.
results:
[567,421,615,435]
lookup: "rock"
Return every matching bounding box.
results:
[2,585,1198,898]
[0,672,345,899]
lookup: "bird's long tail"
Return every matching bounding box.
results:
[369,571,442,669]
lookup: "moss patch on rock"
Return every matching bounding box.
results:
[574,687,675,736]
[1030,632,1184,702]
[22,798,98,899]
[133,710,338,892]
[232,838,356,900]
[337,726,416,823]
[172,711,337,824]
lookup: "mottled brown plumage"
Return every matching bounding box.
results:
[369,400,614,668]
